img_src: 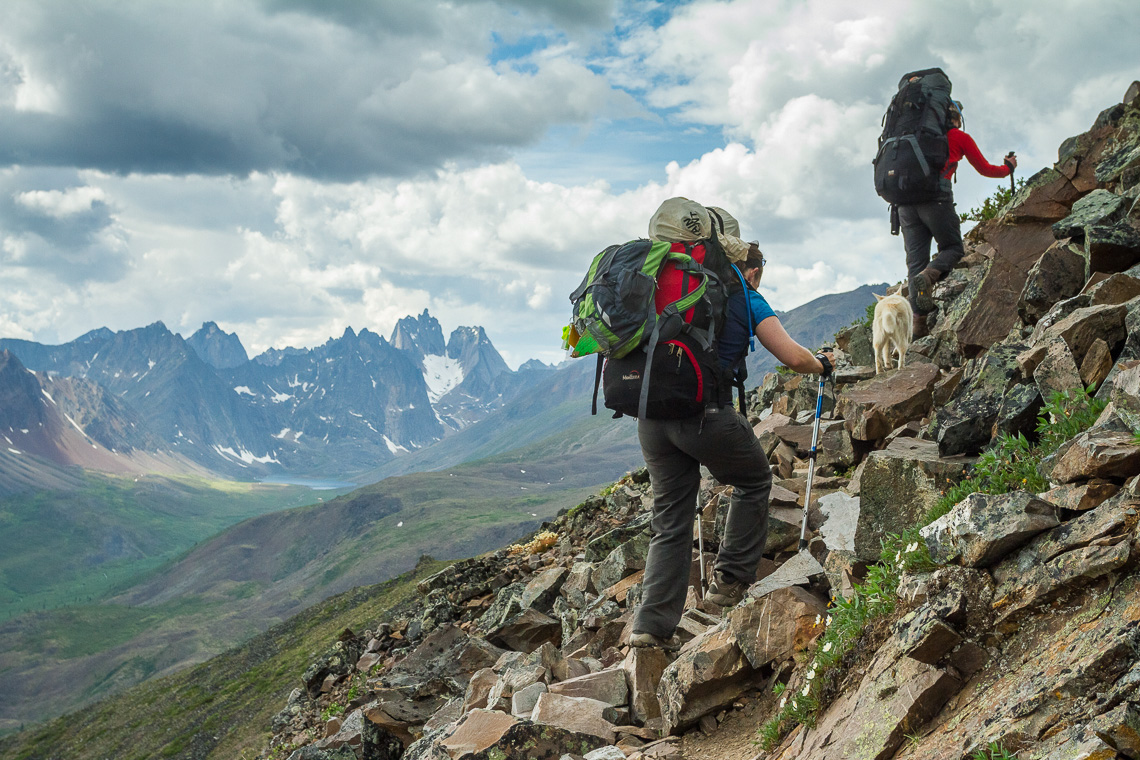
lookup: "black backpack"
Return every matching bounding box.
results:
[873,68,954,212]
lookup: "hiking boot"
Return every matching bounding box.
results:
[911,271,935,313]
[630,631,681,651]
[912,313,929,339]
[705,572,748,607]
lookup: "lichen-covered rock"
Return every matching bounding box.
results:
[920,491,1060,568]
[1018,242,1088,325]
[1052,188,1127,238]
[932,341,1026,456]
[855,438,973,562]
[768,630,962,760]
[303,637,366,697]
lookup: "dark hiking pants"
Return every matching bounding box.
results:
[899,196,963,314]
[633,405,773,638]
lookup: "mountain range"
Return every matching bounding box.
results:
[0,285,883,493]
[0,311,556,486]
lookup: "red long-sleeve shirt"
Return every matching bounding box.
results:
[943,128,1012,180]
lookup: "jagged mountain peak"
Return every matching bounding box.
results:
[447,325,509,379]
[391,309,446,360]
[75,327,114,345]
[186,321,249,370]
[0,349,47,430]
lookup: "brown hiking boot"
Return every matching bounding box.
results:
[705,571,748,607]
[630,631,681,651]
[912,313,929,339]
[911,271,935,313]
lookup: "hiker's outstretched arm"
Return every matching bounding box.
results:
[755,316,826,374]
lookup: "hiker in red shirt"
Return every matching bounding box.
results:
[903,100,1016,336]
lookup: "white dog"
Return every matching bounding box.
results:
[873,293,913,373]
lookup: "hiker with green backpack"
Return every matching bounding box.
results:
[567,197,833,650]
[873,68,1017,337]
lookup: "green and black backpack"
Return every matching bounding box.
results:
[566,234,739,419]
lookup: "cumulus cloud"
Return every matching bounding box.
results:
[0,0,636,180]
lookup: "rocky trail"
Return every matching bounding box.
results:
[258,81,1140,760]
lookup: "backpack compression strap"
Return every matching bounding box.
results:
[635,251,724,419]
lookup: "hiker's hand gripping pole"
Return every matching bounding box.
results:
[1005,152,1017,194]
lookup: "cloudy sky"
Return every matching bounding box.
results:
[0,0,1136,368]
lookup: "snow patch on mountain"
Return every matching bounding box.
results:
[422,353,464,402]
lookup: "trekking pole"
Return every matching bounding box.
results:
[798,369,827,554]
[1006,152,1016,194]
[696,508,707,593]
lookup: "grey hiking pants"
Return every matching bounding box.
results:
[633,405,772,638]
[899,196,963,314]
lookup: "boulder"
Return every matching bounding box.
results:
[1052,188,1127,238]
[855,438,973,562]
[836,363,940,442]
[1079,337,1114,389]
[956,220,1057,355]
[1086,272,1140,306]
[585,519,650,563]
[817,491,859,553]
[656,624,758,734]
[530,692,619,743]
[591,533,649,593]
[520,567,568,613]
[413,708,608,760]
[548,668,628,708]
[621,647,670,724]
[1030,302,1128,367]
[746,551,826,600]
[1017,242,1088,325]
[1006,166,1084,224]
[561,563,597,611]
[933,342,1026,456]
[726,586,826,670]
[1086,222,1140,274]
[1033,337,1083,399]
[1049,430,1140,483]
[1041,481,1120,512]
[920,491,1060,568]
[510,682,548,718]
[485,608,562,653]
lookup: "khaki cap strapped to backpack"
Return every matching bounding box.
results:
[647,197,750,263]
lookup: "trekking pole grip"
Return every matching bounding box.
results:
[814,352,833,378]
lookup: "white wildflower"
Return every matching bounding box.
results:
[895,550,901,562]
[814,614,821,626]
[826,615,833,626]
[806,669,816,681]
[802,684,811,697]
[906,542,919,553]
[780,696,786,709]
[823,642,833,653]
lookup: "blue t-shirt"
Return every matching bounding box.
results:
[717,282,776,369]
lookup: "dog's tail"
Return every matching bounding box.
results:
[880,309,899,335]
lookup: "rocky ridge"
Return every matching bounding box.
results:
[255,83,1140,760]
